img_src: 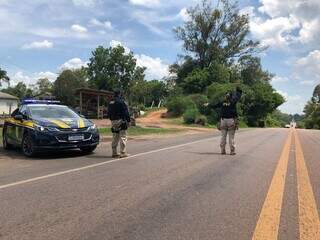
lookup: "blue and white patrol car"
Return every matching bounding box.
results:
[2,100,100,157]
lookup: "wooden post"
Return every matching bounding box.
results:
[97,94,100,119]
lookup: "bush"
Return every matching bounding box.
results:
[166,96,196,117]
[136,104,146,111]
[195,115,207,125]
[183,108,200,124]
[189,94,209,114]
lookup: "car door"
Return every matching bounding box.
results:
[4,108,16,145]
[14,105,30,145]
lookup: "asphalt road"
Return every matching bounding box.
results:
[0,128,319,240]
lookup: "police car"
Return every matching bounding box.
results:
[2,100,100,157]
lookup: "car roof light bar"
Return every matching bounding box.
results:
[22,99,61,105]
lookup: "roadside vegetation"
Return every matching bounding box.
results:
[0,0,299,129]
[296,84,320,129]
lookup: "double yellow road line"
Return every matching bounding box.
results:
[252,129,320,240]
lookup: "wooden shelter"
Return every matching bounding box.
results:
[76,88,113,119]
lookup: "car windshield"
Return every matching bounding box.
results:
[28,105,79,119]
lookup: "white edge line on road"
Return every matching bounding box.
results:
[0,137,215,190]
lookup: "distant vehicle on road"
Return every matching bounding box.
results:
[285,124,291,128]
[2,100,100,157]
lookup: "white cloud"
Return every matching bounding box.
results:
[59,58,88,71]
[109,40,169,80]
[178,8,190,21]
[10,71,57,86]
[135,54,169,80]
[89,18,113,30]
[249,14,300,47]
[295,50,320,86]
[110,40,131,54]
[272,76,289,83]
[129,0,161,8]
[71,24,88,33]
[277,89,305,113]
[11,71,33,85]
[250,0,320,48]
[37,71,57,82]
[22,40,53,50]
[131,10,167,36]
[298,19,319,44]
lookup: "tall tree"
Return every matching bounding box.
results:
[313,84,320,103]
[303,84,320,129]
[0,67,10,87]
[239,55,273,85]
[53,69,87,107]
[35,78,53,96]
[87,45,146,98]
[174,0,260,67]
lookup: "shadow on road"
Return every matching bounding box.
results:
[0,146,94,160]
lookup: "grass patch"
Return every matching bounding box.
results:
[99,126,185,136]
[0,128,2,138]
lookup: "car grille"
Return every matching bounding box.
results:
[55,132,92,142]
[58,127,89,132]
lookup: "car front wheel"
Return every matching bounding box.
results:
[22,134,36,157]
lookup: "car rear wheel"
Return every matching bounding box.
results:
[80,146,97,154]
[22,134,36,157]
[3,128,13,150]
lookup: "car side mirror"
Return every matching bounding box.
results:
[14,114,23,121]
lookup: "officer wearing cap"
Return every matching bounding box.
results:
[107,89,131,158]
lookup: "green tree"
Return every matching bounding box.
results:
[87,45,145,98]
[35,78,53,96]
[53,69,87,107]
[208,61,231,83]
[242,82,284,126]
[181,68,209,94]
[174,0,260,67]
[2,82,34,99]
[313,84,320,103]
[239,55,272,85]
[131,80,168,106]
[0,67,10,86]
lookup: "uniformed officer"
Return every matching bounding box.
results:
[207,87,242,155]
[107,89,131,158]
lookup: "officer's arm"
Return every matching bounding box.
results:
[209,102,223,109]
[107,102,114,119]
[122,101,131,122]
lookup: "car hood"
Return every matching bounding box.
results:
[34,117,93,129]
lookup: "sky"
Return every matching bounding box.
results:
[0,0,320,114]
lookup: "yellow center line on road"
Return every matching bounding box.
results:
[294,130,320,239]
[252,129,292,240]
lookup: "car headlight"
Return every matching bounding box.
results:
[34,124,45,132]
[47,127,60,132]
[34,124,60,132]
[88,124,97,131]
